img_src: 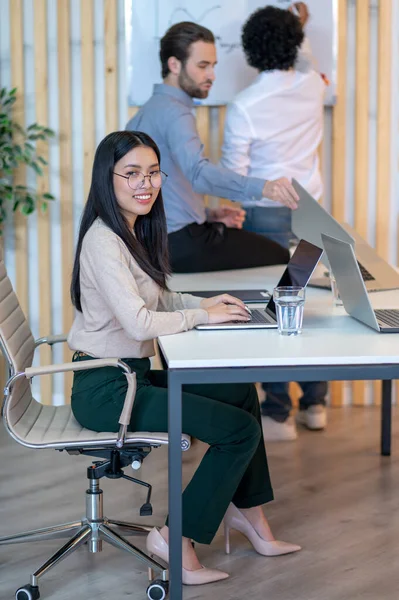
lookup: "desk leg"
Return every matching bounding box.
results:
[381,380,392,457]
[168,370,183,600]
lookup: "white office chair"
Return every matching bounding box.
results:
[0,249,190,600]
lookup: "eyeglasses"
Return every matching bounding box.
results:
[113,170,168,190]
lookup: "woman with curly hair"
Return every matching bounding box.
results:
[221,3,328,442]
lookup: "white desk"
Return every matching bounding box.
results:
[167,265,399,369]
[160,265,399,600]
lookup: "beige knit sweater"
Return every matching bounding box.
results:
[68,219,208,358]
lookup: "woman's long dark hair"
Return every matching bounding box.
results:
[71,130,171,312]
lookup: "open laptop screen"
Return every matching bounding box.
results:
[291,179,354,268]
[266,239,324,318]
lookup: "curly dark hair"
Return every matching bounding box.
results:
[242,6,304,72]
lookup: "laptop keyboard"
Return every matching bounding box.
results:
[374,309,399,327]
[248,309,273,323]
[231,309,273,325]
[357,261,375,281]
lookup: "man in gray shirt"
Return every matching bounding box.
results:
[126,21,299,273]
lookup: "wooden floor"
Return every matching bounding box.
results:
[1,406,399,600]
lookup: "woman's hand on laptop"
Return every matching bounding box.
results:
[262,178,299,209]
[200,294,251,324]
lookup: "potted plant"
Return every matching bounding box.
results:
[0,87,55,230]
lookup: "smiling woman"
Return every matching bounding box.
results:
[70,131,172,301]
[112,146,164,227]
[66,129,300,586]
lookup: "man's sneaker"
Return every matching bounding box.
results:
[296,405,327,430]
[262,416,298,442]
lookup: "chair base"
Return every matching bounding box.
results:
[0,474,168,593]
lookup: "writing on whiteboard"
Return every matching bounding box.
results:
[126,0,337,106]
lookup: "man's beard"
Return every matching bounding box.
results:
[178,68,212,99]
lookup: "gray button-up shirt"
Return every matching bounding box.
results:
[126,84,265,233]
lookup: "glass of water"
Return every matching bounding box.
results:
[273,286,305,336]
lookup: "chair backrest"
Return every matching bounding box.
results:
[0,247,36,428]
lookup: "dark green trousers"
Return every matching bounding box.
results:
[71,354,274,544]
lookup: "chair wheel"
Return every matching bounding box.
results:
[15,585,40,600]
[146,578,169,600]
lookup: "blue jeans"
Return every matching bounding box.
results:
[244,205,327,422]
[244,206,295,249]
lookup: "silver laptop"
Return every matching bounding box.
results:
[177,289,270,304]
[196,239,323,330]
[291,179,399,292]
[322,234,399,333]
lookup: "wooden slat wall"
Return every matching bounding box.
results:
[330,0,348,406]
[354,2,369,240]
[10,0,29,319]
[81,0,95,200]
[79,0,96,394]
[331,0,348,226]
[0,0,397,406]
[105,0,118,133]
[34,0,52,401]
[58,0,74,399]
[374,0,393,406]
[352,0,369,407]
[376,0,393,260]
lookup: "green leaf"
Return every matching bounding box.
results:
[24,194,35,208]
[0,87,58,227]
[12,123,25,135]
[21,204,34,216]
[31,163,43,176]
[3,96,16,106]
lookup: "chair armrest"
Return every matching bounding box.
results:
[20,358,136,448]
[35,334,68,348]
[25,358,125,377]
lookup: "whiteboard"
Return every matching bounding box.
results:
[126,0,337,106]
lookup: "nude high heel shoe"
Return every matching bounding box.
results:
[224,504,301,556]
[146,527,229,585]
